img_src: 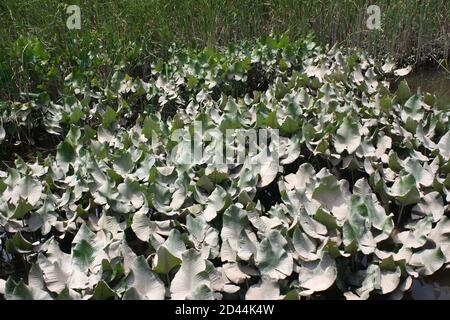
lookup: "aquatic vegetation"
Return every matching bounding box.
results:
[0,35,449,300]
[2,1,450,100]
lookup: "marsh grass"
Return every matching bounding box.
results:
[1,0,449,98]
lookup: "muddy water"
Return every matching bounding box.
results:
[407,66,450,97]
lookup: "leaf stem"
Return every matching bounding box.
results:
[397,204,405,226]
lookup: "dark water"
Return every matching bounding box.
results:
[405,269,450,300]
[407,66,450,97]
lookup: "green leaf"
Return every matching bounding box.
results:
[153,246,181,274]
[312,171,349,221]
[204,185,229,221]
[334,116,361,154]
[102,106,118,128]
[113,150,134,175]
[220,205,249,261]
[409,247,445,276]
[11,175,42,206]
[390,174,421,205]
[56,141,76,172]
[256,230,293,279]
[131,212,151,242]
[11,198,33,219]
[395,80,411,103]
[122,287,145,300]
[170,249,209,300]
[4,278,52,300]
[298,253,337,293]
[127,256,165,300]
[245,277,280,300]
[292,225,318,261]
[343,193,393,254]
[412,192,444,222]
[438,131,450,161]
[8,232,35,253]
[118,179,144,209]
[399,216,432,249]
[187,284,214,300]
[92,280,117,300]
[72,239,95,272]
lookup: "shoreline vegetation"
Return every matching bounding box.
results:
[0,35,449,300]
[0,1,450,301]
[1,0,450,99]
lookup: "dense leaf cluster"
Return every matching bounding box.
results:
[0,36,449,300]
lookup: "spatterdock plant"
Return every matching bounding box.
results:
[0,35,449,300]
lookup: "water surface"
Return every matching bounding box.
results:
[407,66,450,97]
[405,269,450,300]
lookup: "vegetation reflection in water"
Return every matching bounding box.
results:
[407,67,450,98]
